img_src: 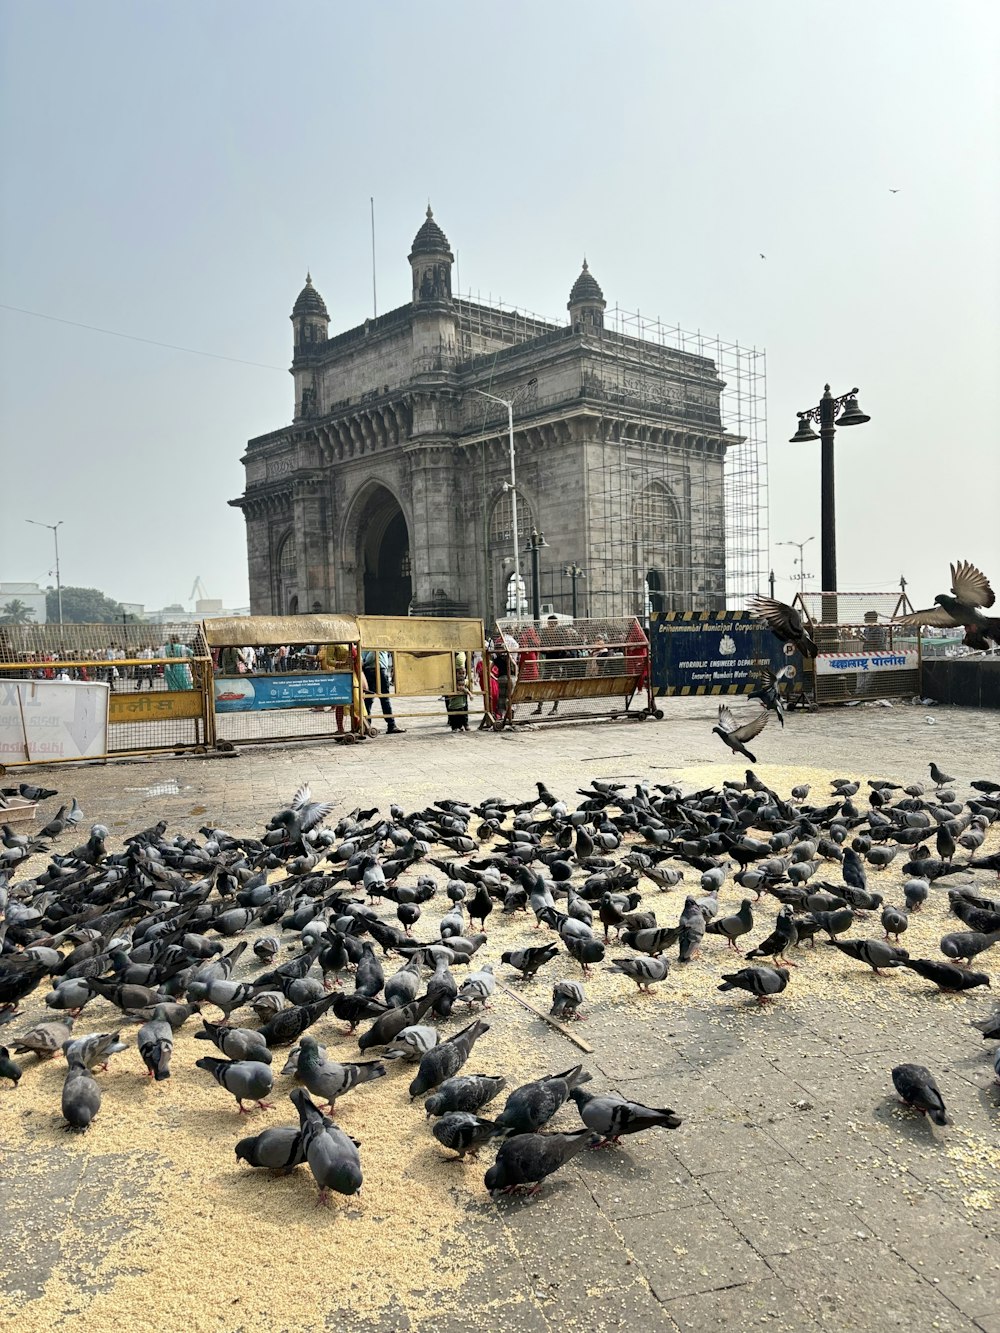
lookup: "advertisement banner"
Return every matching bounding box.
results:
[213,673,353,713]
[815,651,919,675]
[0,679,110,762]
[650,610,801,696]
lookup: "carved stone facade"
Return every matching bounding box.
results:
[232,211,731,621]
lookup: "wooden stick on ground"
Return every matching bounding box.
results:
[496,980,593,1054]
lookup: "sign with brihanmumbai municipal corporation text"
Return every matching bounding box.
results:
[650,610,801,696]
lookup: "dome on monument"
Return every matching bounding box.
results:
[291,273,329,319]
[410,206,452,257]
[568,259,604,305]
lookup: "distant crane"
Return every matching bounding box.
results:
[189,576,212,608]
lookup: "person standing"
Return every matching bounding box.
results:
[361,648,403,734]
[162,635,193,690]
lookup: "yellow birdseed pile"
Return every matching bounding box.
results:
[1,760,998,1331]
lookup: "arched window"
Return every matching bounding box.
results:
[633,483,684,613]
[275,534,298,614]
[489,488,534,548]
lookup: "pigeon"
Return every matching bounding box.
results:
[570,1088,682,1143]
[61,1055,102,1131]
[358,995,435,1052]
[748,666,792,727]
[718,966,789,1003]
[712,704,769,764]
[484,1128,601,1197]
[903,878,930,912]
[550,980,586,1021]
[258,991,341,1045]
[294,1036,386,1112]
[137,1020,174,1080]
[330,992,388,1035]
[746,906,798,964]
[194,1056,275,1113]
[290,1088,363,1204]
[194,1021,272,1064]
[929,763,956,789]
[972,1010,1000,1041]
[678,897,707,963]
[940,930,1000,963]
[456,964,495,1010]
[812,906,855,941]
[494,1063,592,1136]
[900,959,990,992]
[746,595,818,657]
[894,561,999,649]
[564,933,606,976]
[62,1031,127,1072]
[606,955,670,992]
[408,1018,489,1098]
[831,939,908,975]
[12,1018,75,1059]
[501,942,560,980]
[706,898,754,950]
[383,1025,439,1062]
[423,1074,508,1118]
[881,905,909,942]
[123,1000,203,1031]
[891,1063,952,1126]
[431,1112,501,1161]
[0,1045,23,1086]
[235,1126,305,1172]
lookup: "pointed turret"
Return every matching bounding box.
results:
[568,258,606,331]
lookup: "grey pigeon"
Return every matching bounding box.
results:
[63,1030,127,1072]
[290,1087,362,1204]
[746,906,797,963]
[357,995,436,1052]
[712,704,769,763]
[12,1017,74,1059]
[831,939,908,975]
[891,1063,952,1125]
[812,906,855,941]
[123,1000,202,1031]
[901,959,990,992]
[940,929,1000,963]
[62,1055,101,1131]
[431,1112,501,1160]
[606,955,670,992]
[718,966,789,1003]
[383,1025,438,1063]
[294,1036,386,1112]
[456,964,495,1010]
[195,1055,275,1113]
[881,905,909,942]
[137,1020,174,1080]
[706,898,754,950]
[423,1074,508,1118]
[570,1087,682,1143]
[494,1063,592,1136]
[235,1125,304,1172]
[194,1021,272,1064]
[408,1018,489,1098]
[500,942,559,980]
[0,1045,23,1086]
[550,980,585,1021]
[484,1128,601,1197]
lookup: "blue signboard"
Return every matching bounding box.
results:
[214,673,353,712]
[650,611,802,696]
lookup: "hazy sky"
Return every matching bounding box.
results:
[2,0,998,614]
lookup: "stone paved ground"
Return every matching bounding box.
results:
[2,698,999,1333]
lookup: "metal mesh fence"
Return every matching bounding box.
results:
[793,591,909,627]
[0,623,213,756]
[489,616,655,725]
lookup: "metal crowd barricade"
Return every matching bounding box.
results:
[488,616,657,728]
[203,614,364,746]
[790,593,923,705]
[356,615,489,732]
[0,622,214,765]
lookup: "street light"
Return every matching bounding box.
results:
[471,378,537,618]
[776,537,815,602]
[525,528,548,622]
[562,563,586,620]
[789,386,870,612]
[26,519,63,625]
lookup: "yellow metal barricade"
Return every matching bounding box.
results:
[356,615,488,732]
[0,622,214,765]
[203,614,363,746]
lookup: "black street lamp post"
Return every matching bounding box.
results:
[525,528,548,622]
[790,385,870,624]
[562,563,586,620]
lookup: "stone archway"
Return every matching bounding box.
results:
[357,486,412,615]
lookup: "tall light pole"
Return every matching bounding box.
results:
[777,536,815,602]
[525,528,548,622]
[790,386,870,622]
[26,519,63,625]
[471,379,537,617]
[562,563,586,620]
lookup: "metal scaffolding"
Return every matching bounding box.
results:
[582,308,767,620]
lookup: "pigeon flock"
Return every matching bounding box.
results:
[2,758,999,1213]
